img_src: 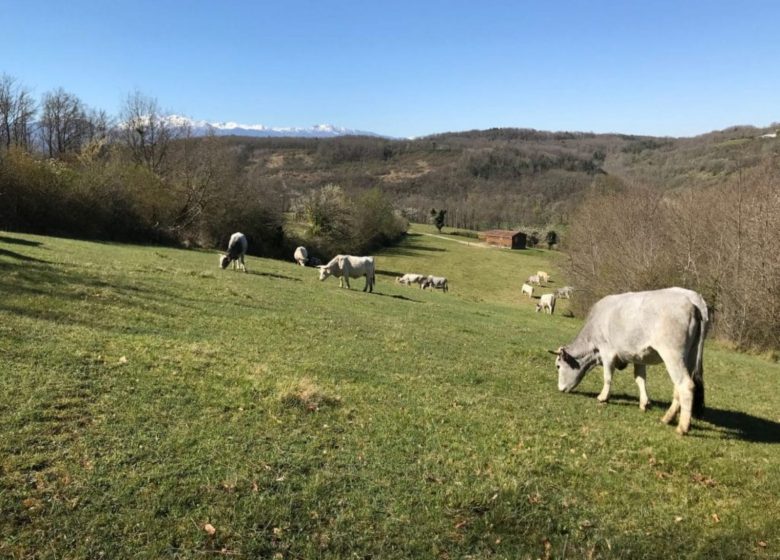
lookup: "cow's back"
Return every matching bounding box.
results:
[590,289,703,353]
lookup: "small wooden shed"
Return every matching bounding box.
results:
[479,229,526,249]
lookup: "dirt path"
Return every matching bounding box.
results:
[416,232,492,248]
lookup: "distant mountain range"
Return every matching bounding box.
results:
[162,115,383,138]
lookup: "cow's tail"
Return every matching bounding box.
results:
[691,296,709,418]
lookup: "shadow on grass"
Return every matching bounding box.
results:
[372,292,423,303]
[0,248,50,263]
[383,247,447,257]
[574,391,780,443]
[0,260,205,333]
[0,235,43,247]
[376,268,405,278]
[247,270,302,282]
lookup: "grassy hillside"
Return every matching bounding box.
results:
[1,230,778,559]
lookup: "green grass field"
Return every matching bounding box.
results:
[1,227,778,559]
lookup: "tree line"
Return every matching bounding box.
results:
[0,74,406,259]
[564,161,780,353]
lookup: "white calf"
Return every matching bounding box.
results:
[521,283,534,298]
[397,273,426,287]
[536,293,556,314]
[294,246,309,266]
[422,276,448,292]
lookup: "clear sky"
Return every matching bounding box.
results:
[2,0,778,138]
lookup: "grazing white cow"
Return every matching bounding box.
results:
[527,274,541,286]
[537,271,550,283]
[555,286,574,299]
[521,283,534,298]
[397,273,426,287]
[318,255,375,292]
[220,232,248,272]
[549,287,708,435]
[294,246,309,266]
[422,275,448,292]
[536,293,556,314]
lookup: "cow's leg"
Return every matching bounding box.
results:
[241,255,247,272]
[344,276,350,289]
[363,275,368,292]
[634,364,650,411]
[675,376,695,435]
[596,361,614,403]
[659,353,693,434]
[661,385,681,425]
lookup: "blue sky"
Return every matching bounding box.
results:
[2,0,778,138]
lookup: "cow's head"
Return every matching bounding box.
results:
[548,347,588,393]
[317,266,331,281]
[219,254,232,269]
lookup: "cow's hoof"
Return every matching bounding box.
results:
[660,414,673,425]
[596,395,609,403]
[675,425,689,436]
[639,403,650,412]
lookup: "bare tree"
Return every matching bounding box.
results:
[0,74,37,151]
[119,90,177,174]
[39,88,88,158]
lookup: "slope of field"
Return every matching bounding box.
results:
[1,230,778,559]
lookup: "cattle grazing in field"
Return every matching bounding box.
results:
[422,275,448,292]
[294,246,309,266]
[555,286,574,299]
[220,232,248,272]
[318,255,376,292]
[397,273,426,287]
[549,287,708,435]
[527,274,541,286]
[536,293,556,314]
[521,283,534,298]
[537,271,550,283]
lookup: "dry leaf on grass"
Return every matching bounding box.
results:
[204,523,216,535]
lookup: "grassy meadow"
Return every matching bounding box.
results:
[1,226,778,559]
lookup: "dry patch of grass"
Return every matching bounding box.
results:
[278,377,341,412]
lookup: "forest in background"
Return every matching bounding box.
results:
[2,73,779,351]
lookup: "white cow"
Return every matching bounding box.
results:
[521,283,534,298]
[536,293,556,314]
[318,255,376,292]
[555,286,574,299]
[550,287,708,435]
[220,232,248,272]
[537,271,550,283]
[294,246,309,266]
[422,275,448,292]
[397,273,426,287]
[527,274,541,286]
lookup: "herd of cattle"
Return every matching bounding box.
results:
[219,232,710,435]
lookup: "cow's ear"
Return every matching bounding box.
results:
[547,347,562,356]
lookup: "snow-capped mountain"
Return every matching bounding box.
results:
[162,115,382,138]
